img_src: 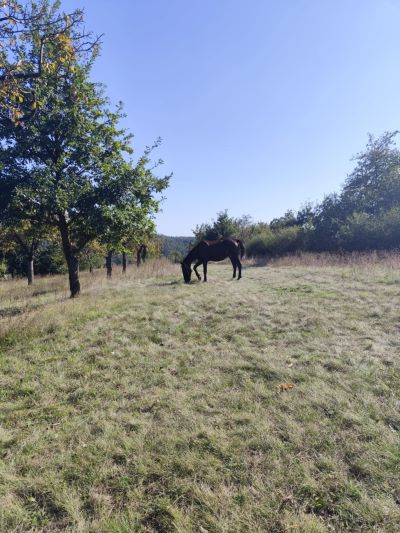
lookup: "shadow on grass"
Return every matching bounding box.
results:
[0,306,23,318]
[217,363,281,382]
[149,279,183,287]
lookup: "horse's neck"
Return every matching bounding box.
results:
[183,248,198,265]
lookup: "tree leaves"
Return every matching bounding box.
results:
[0,1,99,125]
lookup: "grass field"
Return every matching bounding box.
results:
[0,257,399,532]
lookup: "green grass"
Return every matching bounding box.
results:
[0,259,399,532]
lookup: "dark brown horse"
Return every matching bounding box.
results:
[181,238,245,283]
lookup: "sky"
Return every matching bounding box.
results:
[61,0,400,235]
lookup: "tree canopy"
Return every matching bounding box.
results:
[0,0,99,125]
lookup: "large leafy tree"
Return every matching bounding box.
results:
[0,2,169,297]
[0,219,44,284]
[311,193,344,251]
[341,131,400,216]
[193,210,253,242]
[312,132,400,251]
[99,141,165,278]
[0,0,99,125]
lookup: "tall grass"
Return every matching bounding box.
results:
[248,250,400,268]
[0,258,178,350]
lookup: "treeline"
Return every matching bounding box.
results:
[195,132,400,257]
[0,1,169,295]
[158,235,193,262]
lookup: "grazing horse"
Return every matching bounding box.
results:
[181,238,245,283]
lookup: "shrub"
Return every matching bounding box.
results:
[246,232,272,257]
[338,208,400,251]
[0,260,8,278]
[338,213,378,251]
[247,226,304,257]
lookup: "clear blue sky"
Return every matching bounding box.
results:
[62,0,400,235]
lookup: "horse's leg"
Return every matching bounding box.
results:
[230,256,236,278]
[237,257,242,280]
[203,261,208,282]
[193,260,202,280]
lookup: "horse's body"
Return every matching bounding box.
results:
[181,238,245,283]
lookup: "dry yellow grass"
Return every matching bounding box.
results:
[250,250,400,268]
[0,256,399,532]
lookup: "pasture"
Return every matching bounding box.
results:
[0,257,399,532]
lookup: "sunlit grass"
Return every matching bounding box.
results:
[0,257,399,531]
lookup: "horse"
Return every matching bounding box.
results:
[181,238,245,283]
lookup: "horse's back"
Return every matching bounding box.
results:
[198,238,239,261]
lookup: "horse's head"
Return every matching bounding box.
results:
[181,261,192,283]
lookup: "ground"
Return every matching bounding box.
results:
[0,257,399,532]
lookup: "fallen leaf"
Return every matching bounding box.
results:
[277,383,295,392]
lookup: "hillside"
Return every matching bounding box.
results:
[158,235,193,259]
[0,258,399,531]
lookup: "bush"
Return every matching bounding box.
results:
[337,213,378,251]
[338,208,400,251]
[380,207,400,249]
[247,226,304,257]
[246,232,272,257]
[0,260,8,278]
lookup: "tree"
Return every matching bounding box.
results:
[296,202,315,228]
[80,241,104,273]
[270,210,298,230]
[311,132,400,252]
[0,3,169,297]
[1,0,99,125]
[193,210,252,242]
[0,221,41,284]
[311,193,344,251]
[0,168,49,284]
[98,144,164,278]
[341,131,400,216]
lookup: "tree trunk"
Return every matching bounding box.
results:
[106,250,113,278]
[122,251,127,273]
[27,254,34,285]
[68,255,80,297]
[59,217,80,298]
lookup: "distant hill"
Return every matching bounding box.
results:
[158,235,194,258]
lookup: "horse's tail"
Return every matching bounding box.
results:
[237,239,245,259]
